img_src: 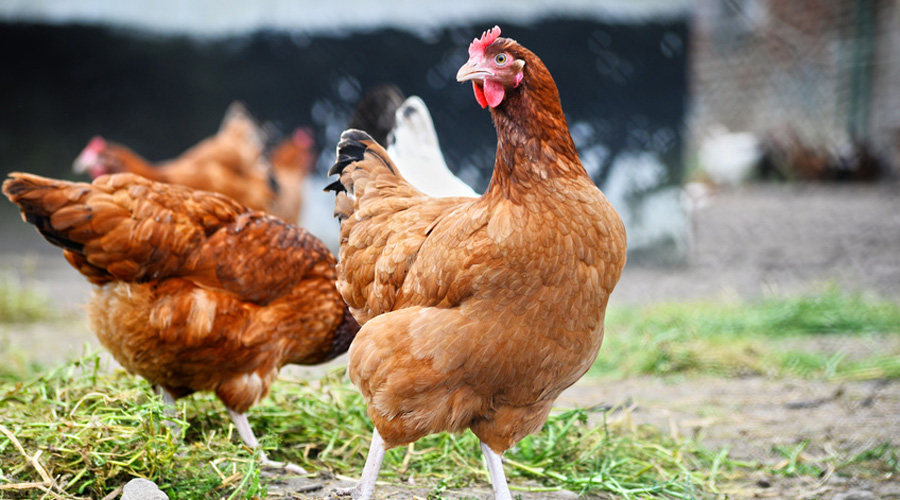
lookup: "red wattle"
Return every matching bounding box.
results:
[483,79,505,108]
[473,82,488,109]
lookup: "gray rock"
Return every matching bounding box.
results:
[121,478,168,500]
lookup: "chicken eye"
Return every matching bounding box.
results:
[494,53,508,66]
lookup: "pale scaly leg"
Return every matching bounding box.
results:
[332,428,385,500]
[155,386,181,438]
[226,407,308,475]
[156,385,177,406]
[480,441,513,500]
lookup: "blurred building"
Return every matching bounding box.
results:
[689,0,900,181]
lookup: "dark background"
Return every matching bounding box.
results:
[0,18,687,253]
[0,19,686,187]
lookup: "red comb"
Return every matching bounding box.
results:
[292,127,314,148]
[86,135,107,153]
[469,26,501,59]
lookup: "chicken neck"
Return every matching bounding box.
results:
[106,144,160,179]
[483,68,586,203]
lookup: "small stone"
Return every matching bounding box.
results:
[121,478,168,500]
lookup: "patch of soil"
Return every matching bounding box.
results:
[614,184,900,305]
[563,372,900,499]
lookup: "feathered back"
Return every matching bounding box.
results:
[2,172,334,299]
[5,173,245,284]
[324,130,466,322]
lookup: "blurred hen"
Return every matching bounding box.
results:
[72,102,316,224]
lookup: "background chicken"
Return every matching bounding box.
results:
[266,126,318,223]
[326,26,626,500]
[71,102,315,224]
[3,172,359,473]
[386,95,479,197]
[346,84,406,148]
[351,85,478,197]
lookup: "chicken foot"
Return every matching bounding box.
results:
[480,441,513,500]
[226,408,308,474]
[331,428,385,500]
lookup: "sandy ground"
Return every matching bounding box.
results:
[2,183,900,499]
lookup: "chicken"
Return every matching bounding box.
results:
[325,26,626,499]
[350,85,478,197]
[71,102,314,224]
[346,84,406,147]
[386,95,479,197]
[697,124,762,186]
[266,127,319,223]
[3,172,359,473]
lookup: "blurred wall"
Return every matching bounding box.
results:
[0,0,687,35]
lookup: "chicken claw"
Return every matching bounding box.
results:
[227,408,308,475]
[259,455,308,475]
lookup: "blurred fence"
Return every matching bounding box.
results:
[688,0,900,180]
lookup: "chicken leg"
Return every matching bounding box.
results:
[331,428,386,500]
[155,386,182,437]
[226,408,308,474]
[480,441,513,500]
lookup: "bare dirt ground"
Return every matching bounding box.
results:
[2,183,900,499]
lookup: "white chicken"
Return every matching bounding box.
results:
[696,124,762,186]
[386,96,479,197]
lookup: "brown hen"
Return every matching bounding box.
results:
[3,172,358,473]
[325,26,627,499]
[72,102,316,224]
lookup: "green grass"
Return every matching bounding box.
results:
[4,353,893,500]
[0,273,55,324]
[593,288,900,380]
[0,355,267,500]
[0,352,742,500]
[766,439,900,483]
[2,289,899,498]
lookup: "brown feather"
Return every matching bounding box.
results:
[75,105,315,224]
[2,171,359,416]
[329,34,627,456]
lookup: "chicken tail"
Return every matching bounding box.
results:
[324,129,422,222]
[3,172,117,283]
[2,173,94,254]
[4,171,247,285]
[220,101,267,151]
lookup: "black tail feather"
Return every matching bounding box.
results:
[23,212,85,254]
[327,130,371,177]
[325,128,399,196]
[323,179,344,193]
